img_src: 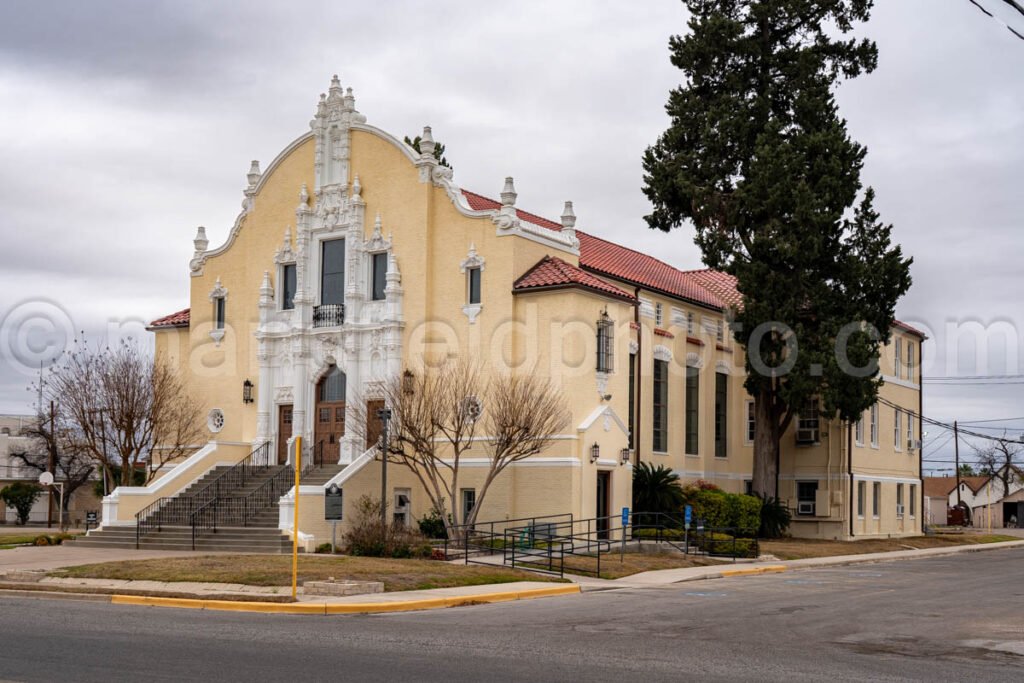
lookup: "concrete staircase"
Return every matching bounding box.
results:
[70,462,346,554]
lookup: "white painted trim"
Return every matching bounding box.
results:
[853,474,923,485]
[880,375,920,391]
[577,404,628,437]
[107,442,219,498]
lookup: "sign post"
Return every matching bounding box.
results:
[620,507,629,561]
[324,483,344,553]
[85,511,98,532]
[684,504,693,553]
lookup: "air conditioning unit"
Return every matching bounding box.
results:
[907,439,921,451]
[797,501,816,516]
[896,504,905,517]
[796,428,819,445]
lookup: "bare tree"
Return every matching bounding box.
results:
[35,337,204,487]
[9,407,95,514]
[351,359,570,537]
[973,435,1023,499]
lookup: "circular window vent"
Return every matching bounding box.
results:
[207,408,225,434]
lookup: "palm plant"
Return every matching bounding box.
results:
[632,462,685,526]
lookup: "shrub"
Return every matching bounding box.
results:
[1,482,43,525]
[343,495,431,558]
[698,532,757,558]
[33,535,52,546]
[633,463,684,524]
[687,489,760,531]
[314,542,335,554]
[757,496,792,539]
[633,527,684,540]
[417,508,448,539]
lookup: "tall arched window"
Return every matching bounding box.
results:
[319,366,346,402]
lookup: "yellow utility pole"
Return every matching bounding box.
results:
[292,436,302,601]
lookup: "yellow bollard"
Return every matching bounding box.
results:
[292,436,302,600]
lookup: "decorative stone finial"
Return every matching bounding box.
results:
[420,126,436,157]
[561,201,576,230]
[372,212,383,239]
[352,175,361,199]
[298,184,309,207]
[247,160,261,189]
[501,177,517,208]
[343,87,355,111]
[259,271,273,302]
[330,74,341,92]
[193,226,209,252]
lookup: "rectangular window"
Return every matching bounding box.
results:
[461,488,476,525]
[906,411,914,452]
[743,480,753,496]
[855,417,864,446]
[896,483,905,517]
[745,400,755,444]
[214,297,226,330]
[796,398,820,444]
[870,404,879,447]
[281,263,296,310]
[910,484,917,517]
[371,252,388,301]
[655,302,664,327]
[907,343,915,383]
[872,482,881,517]
[467,266,481,305]
[321,239,346,306]
[797,481,818,516]
[685,366,699,455]
[652,359,668,452]
[857,481,866,517]
[687,311,695,335]
[714,372,728,458]
[716,320,725,343]
[627,353,636,449]
[596,316,614,373]
[894,409,902,451]
[894,338,902,379]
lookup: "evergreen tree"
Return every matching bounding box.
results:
[643,1,912,497]
[404,134,451,169]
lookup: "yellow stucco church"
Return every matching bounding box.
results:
[94,77,924,547]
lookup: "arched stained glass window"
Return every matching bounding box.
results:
[319,366,346,402]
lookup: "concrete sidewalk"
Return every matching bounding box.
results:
[568,538,1024,591]
[0,543,232,572]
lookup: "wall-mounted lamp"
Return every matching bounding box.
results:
[620,448,631,465]
[242,379,254,404]
[590,442,600,464]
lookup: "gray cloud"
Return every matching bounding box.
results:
[0,0,1021,470]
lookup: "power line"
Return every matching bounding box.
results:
[960,415,1024,424]
[968,0,1024,40]
[924,374,1024,381]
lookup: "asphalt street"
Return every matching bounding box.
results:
[1,548,1022,682]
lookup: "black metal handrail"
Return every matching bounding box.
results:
[188,466,298,548]
[134,442,270,542]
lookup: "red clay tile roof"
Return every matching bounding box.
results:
[462,189,921,333]
[924,475,991,498]
[148,308,190,329]
[894,320,927,340]
[462,189,724,310]
[513,255,635,302]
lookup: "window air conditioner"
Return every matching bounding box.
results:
[796,428,818,445]
[797,501,815,516]
[909,439,922,451]
[896,504,905,517]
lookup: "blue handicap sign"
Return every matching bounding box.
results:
[684,504,693,527]
[621,507,630,526]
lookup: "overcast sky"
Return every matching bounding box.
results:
[1,0,1021,470]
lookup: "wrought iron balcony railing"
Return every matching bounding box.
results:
[313,303,345,328]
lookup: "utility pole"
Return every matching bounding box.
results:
[377,407,392,529]
[954,420,962,507]
[46,400,56,529]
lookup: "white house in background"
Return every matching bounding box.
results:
[924,467,1024,528]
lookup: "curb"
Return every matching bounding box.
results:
[718,564,787,578]
[108,584,581,615]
